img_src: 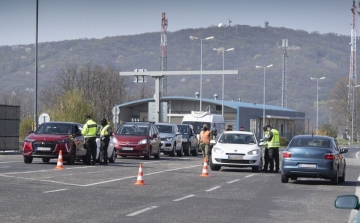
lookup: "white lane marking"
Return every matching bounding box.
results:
[245,174,256,178]
[82,164,201,187]
[0,174,83,186]
[356,151,360,160]
[3,166,95,175]
[38,169,115,179]
[43,189,68,194]
[0,166,10,169]
[126,206,158,217]
[206,186,221,192]
[173,194,195,202]
[0,161,22,164]
[227,179,240,184]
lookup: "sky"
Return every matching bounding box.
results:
[0,0,356,46]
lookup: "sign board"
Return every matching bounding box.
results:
[39,113,50,125]
[148,102,167,122]
[112,106,120,115]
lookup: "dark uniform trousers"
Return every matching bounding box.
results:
[85,137,97,164]
[268,148,279,171]
[263,149,271,171]
[100,138,109,163]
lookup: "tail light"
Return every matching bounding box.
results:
[324,153,335,160]
[283,151,291,158]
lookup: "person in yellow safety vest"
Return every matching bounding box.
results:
[264,124,280,173]
[199,124,211,162]
[99,118,113,165]
[262,126,271,172]
[82,115,98,165]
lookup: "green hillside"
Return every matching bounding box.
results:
[0,24,352,126]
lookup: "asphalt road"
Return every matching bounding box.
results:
[0,148,359,223]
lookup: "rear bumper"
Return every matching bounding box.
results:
[281,159,336,178]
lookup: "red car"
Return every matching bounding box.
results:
[113,122,161,159]
[23,122,87,164]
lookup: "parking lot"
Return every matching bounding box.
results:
[0,149,359,223]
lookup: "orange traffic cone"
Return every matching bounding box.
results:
[200,158,209,177]
[134,163,145,185]
[55,150,64,170]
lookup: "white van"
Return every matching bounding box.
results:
[181,111,225,149]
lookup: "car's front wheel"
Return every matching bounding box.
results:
[252,159,263,172]
[154,148,160,159]
[184,144,191,156]
[24,156,33,164]
[170,144,176,157]
[191,146,198,156]
[281,174,289,183]
[144,148,151,160]
[209,158,221,171]
[177,144,183,157]
[66,147,76,165]
[109,149,116,163]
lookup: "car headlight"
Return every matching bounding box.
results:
[182,138,188,142]
[113,137,118,144]
[24,137,35,142]
[213,147,223,154]
[57,139,70,143]
[138,139,148,145]
[248,149,259,155]
[166,137,173,141]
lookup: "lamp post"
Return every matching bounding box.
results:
[213,47,234,116]
[190,35,214,111]
[310,77,325,132]
[256,64,273,128]
[347,84,360,145]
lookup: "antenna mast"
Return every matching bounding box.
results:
[160,12,168,95]
[349,1,357,124]
[281,39,288,108]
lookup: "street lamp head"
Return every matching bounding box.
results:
[226,48,235,52]
[319,77,326,80]
[267,64,273,68]
[189,36,199,40]
[310,77,316,80]
[205,36,214,40]
[255,66,262,69]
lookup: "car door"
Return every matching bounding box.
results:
[174,125,182,150]
[74,124,86,156]
[152,125,160,153]
[189,126,197,148]
[334,139,344,175]
[149,125,159,154]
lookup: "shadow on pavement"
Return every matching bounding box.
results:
[292,179,357,187]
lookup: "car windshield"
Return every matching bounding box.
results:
[218,133,256,144]
[182,122,210,134]
[177,126,189,134]
[288,138,331,148]
[116,124,148,136]
[155,125,174,134]
[35,123,74,135]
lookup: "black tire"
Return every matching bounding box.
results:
[330,169,339,185]
[42,158,50,163]
[252,159,263,172]
[24,156,33,164]
[281,174,289,183]
[209,157,221,171]
[339,166,346,183]
[144,148,151,160]
[177,144,183,157]
[290,177,298,181]
[154,148,160,159]
[184,144,191,156]
[191,146,198,156]
[109,149,116,163]
[121,156,127,158]
[66,147,76,165]
[170,144,176,157]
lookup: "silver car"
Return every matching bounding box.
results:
[155,123,183,157]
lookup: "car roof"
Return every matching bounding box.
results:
[155,123,174,126]
[122,122,151,125]
[223,131,254,135]
[42,121,80,125]
[292,135,334,140]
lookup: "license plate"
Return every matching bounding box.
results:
[298,164,316,168]
[122,147,133,151]
[228,155,243,160]
[37,147,51,151]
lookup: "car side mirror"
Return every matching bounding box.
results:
[28,130,34,135]
[340,148,348,154]
[259,142,265,146]
[212,129,217,137]
[335,195,359,210]
[210,139,216,144]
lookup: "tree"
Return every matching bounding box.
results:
[318,124,338,138]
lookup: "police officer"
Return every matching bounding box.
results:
[199,124,211,162]
[262,126,271,172]
[99,119,113,165]
[82,115,98,165]
[264,124,280,172]
[224,124,232,132]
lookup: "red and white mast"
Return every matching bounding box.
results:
[160,12,168,95]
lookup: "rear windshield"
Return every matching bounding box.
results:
[288,138,331,148]
[155,125,174,134]
[116,124,148,136]
[35,123,74,135]
[218,133,256,144]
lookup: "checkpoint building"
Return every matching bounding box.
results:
[112,96,305,139]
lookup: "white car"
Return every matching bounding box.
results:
[210,131,263,172]
[95,136,116,163]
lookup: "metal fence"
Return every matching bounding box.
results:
[0,104,20,151]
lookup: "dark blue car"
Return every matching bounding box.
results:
[281,135,348,185]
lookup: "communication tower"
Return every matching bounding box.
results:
[160,12,168,95]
